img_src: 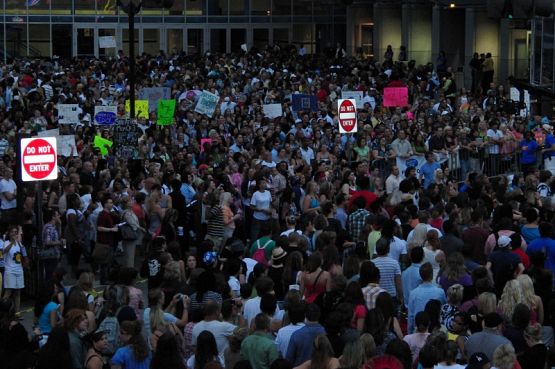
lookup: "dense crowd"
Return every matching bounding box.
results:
[0,42,554,369]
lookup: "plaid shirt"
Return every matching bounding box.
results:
[348,208,370,242]
[362,283,387,310]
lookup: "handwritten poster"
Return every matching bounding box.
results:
[156,99,176,125]
[125,100,149,119]
[194,91,219,117]
[113,119,140,159]
[383,87,409,107]
[263,104,283,119]
[57,104,80,124]
[341,91,364,109]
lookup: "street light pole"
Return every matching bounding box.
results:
[118,0,142,120]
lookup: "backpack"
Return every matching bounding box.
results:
[252,239,272,266]
[97,306,123,355]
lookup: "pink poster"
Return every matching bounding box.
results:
[200,138,212,152]
[383,87,409,107]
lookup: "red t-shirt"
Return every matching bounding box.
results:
[512,248,530,270]
[348,190,378,211]
[97,210,116,245]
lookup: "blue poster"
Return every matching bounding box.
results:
[292,94,318,112]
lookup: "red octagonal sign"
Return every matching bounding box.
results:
[338,99,358,134]
[21,137,58,182]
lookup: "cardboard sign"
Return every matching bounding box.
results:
[157,99,176,125]
[291,94,318,112]
[37,129,77,157]
[194,91,220,117]
[139,87,172,112]
[383,87,409,107]
[341,90,364,109]
[94,106,118,125]
[263,104,283,119]
[57,104,80,124]
[98,36,116,49]
[125,100,149,119]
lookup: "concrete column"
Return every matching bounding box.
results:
[226,28,231,53]
[246,26,253,50]
[203,27,210,53]
[431,5,440,64]
[93,28,99,58]
[464,7,476,89]
[498,18,509,86]
[401,3,410,52]
[373,2,381,60]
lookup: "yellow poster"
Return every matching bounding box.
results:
[125,100,149,119]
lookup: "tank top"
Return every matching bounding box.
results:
[304,270,326,303]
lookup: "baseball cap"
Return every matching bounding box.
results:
[497,235,511,248]
[203,251,218,266]
[466,352,490,369]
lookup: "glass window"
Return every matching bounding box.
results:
[251,0,270,16]
[273,28,289,46]
[541,18,554,85]
[210,29,226,53]
[293,0,312,16]
[5,0,26,13]
[28,0,50,14]
[229,0,246,15]
[253,28,268,50]
[208,0,228,16]
[52,25,72,59]
[122,28,139,57]
[272,0,290,15]
[29,24,50,57]
[143,29,160,56]
[6,24,27,58]
[186,0,205,15]
[77,28,95,58]
[75,0,96,14]
[52,0,72,15]
[98,0,117,14]
[292,24,315,54]
[187,29,203,54]
[230,29,246,52]
[167,29,184,53]
[168,0,185,15]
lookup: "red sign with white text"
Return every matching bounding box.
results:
[21,137,58,181]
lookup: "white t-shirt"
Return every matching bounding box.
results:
[250,190,272,221]
[486,129,503,154]
[228,276,240,296]
[300,147,315,164]
[191,320,236,354]
[2,240,24,274]
[388,236,408,262]
[0,178,17,210]
[243,296,284,327]
[243,257,257,280]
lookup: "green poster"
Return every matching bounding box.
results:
[157,99,176,125]
[93,135,113,156]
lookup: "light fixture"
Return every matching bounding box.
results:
[449,3,456,8]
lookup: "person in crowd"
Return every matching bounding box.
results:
[408,262,446,333]
[293,334,340,369]
[286,304,326,366]
[465,312,510,360]
[2,225,26,314]
[111,320,151,369]
[84,330,110,369]
[241,314,279,369]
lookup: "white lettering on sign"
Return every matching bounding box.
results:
[38,146,51,153]
[30,164,50,172]
[23,154,55,164]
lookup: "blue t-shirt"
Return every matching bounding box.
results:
[420,161,440,189]
[39,301,58,334]
[545,134,555,158]
[520,139,539,164]
[521,225,540,245]
[112,345,151,369]
[527,237,555,273]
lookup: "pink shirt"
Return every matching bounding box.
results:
[403,332,430,362]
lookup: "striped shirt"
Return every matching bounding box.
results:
[206,206,225,238]
[362,283,386,310]
[372,256,401,298]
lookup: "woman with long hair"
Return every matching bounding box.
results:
[112,320,151,369]
[283,250,304,290]
[84,330,110,369]
[516,274,544,324]
[293,334,340,369]
[343,281,367,331]
[65,309,90,369]
[34,279,61,335]
[438,253,472,291]
[187,330,224,369]
[36,327,72,369]
[150,330,186,369]
[498,279,525,321]
[144,288,188,351]
[302,181,321,215]
[220,191,240,246]
[300,252,331,304]
[363,308,397,355]
[160,208,179,244]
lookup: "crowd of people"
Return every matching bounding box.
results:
[0,41,553,369]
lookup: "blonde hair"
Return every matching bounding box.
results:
[498,280,524,319]
[359,333,376,360]
[478,292,497,315]
[163,261,182,283]
[446,284,464,305]
[492,343,516,369]
[219,192,232,207]
[340,339,365,369]
[148,289,167,332]
[516,274,536,309]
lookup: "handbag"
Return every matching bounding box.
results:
[38,245,60,260]
[92,242,112,264]
[120,224,138,241]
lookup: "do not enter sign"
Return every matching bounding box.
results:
[338,99,358,134]
[21,137,58,182]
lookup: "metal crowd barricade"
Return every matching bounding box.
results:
[445,148,523,184]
